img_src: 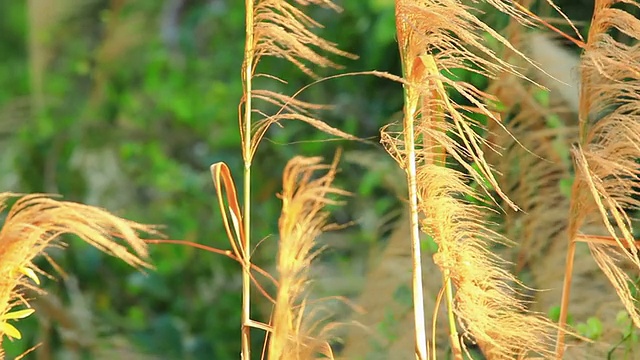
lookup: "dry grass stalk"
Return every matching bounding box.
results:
[237,1,355,357]
[485,2,640,357]
[268,155,347,360]
[556,0,640,356]
[0,193,153,357]
[386,0,558,358]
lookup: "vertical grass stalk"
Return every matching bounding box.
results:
[234,2,355,357]
[400,85,429,360]
[241,1,255,358]
[555,235,577,358]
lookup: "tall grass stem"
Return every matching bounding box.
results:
[555,235,577,358]
[402,91,429,360]
[241,0,255,358]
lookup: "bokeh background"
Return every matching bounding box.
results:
[0,1,592,359]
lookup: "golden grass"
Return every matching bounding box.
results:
[383,1,565,358]
[10,0,640,358]
[0,193,154,357]
[555,0,640,355]
[15,1,637,359]
[268,154,347,360]
[220,1,356,358]
[222,0,640,358]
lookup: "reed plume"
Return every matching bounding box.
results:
[556,0,640,356]
[0,193,153,355]
[386,1,557,357]
[243,0,358,163]
[268,155,346,360]
[215,1,356,358]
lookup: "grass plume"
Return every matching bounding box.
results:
[0,193,154,353]
[386,1,558,357]
[242,0,358,163]
[237,1,355,357]
[268,154,347,360]
[557,0,640,355]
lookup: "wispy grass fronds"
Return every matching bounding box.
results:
[252,0,355,78]
[487,29,589,355]
[268,154,347,360]
[387,0,557,357]
[242,0,357,163]
[0,193,153,349]
[557,2,640,353]
[417,164,556,359]
[250,89,360,163]
[392,0,536,210]
[575,0,640,262]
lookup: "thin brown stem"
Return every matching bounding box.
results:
[576,234,640,249]
[555,237,577,358]
[444,273,463,360]
[432,286,446,360]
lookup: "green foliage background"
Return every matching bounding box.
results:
[0,0,591,359]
